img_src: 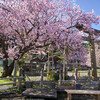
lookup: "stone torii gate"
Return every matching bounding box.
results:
[75,23,100,81]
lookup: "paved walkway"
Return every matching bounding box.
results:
[22,88,57,99]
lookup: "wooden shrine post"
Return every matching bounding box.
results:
[40,68,44,88]
[59,69,62,87]
[75,68,78,84]
[88,68,91,81]
[13,60,17,86]
[18,68,22,89]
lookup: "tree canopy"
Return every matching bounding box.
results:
[0,0,99,77]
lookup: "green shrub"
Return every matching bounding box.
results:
[48,70,69,81]
[44,69,47,72]
[62,82,73,86]
[64,75,69,80]
[48,71,59,81]
[48,71,53,81]
[78,66,82,70]
[72,65,75,71]
[53,71,59,81]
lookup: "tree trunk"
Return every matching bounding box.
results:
[8,60,15,76]
[89,35,97,81]
[63,40,67,80]
[2,60,14,77]
[63,58,66,80]
[47,52,50,79]
[75,24,98,81]
[47,46,50,79]
[2,58,9,77]
[66,47,68,76]
[63,49,68,80]
[75,23,98,81]
[1,39,10,77]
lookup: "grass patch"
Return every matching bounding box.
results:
[0,67,12,87]
[68,69,100,77]
[0,79,13,87]
[0,67,3,76]
[0,77,17,88]
[62,82,73,86]
[0,88,23,93]
[26,76,48,81]
[0,67,19,88]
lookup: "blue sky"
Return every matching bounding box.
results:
[75,0,100,30]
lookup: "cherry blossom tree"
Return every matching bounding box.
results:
[57,30,87,79]
[0,0,99,79]
[75,23,100,81]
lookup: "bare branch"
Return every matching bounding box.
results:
[75,23,100,35]
[27,27,34,34]
[27,19,35,27]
